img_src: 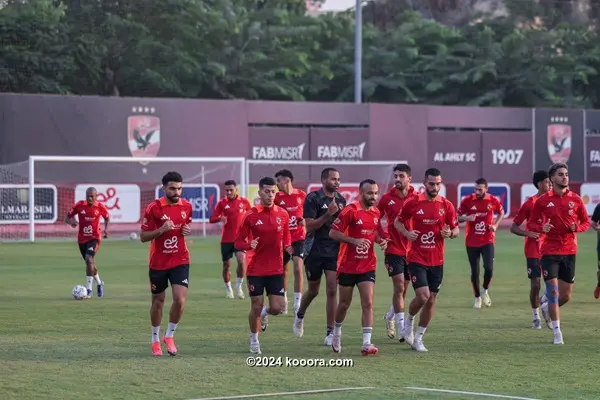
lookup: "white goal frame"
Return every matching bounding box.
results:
[26,155,246,242]
[244,160,405,198]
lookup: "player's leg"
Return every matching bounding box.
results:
[557,256,575,308]
[402,268,410,301]
[323,263,338,346]
[149,268,169,356]
[293,256,323,338]
[247,276,266,354]
[282,250,291,314]
[411,267,443,352]
[292,241,305,315]
[331,273,355,353]
[162,265,189,356]
[595,249,600,299]
[527,258,543,329]
[81,240,103,298]
[221,243,234,298]
[383,255,406,339]
[402,263,429,346]
[357,272,378,356]
[539,256,563,344]
[234,250,246,299]
[481,244,495,307]
[466,246,482,308]
[262,274,286,331]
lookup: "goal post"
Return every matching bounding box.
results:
[0,155,245,242]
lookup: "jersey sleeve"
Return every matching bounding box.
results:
[445,200,459,229]
[397,198,416,225]
[244,198,252,211]
[576,197,590,232]
[303,193,319,220]
[186,202,193,224]
[457,197,468,215]
[67,202,80,218]
[234,212,253,251]
[282,212,291,247]
[330,206,353,232]
[512,200,531,226]
[209,199,223,223]
[99,203,110,219]
[528,198,544,233]
[592,204,600,223]
[493,196,504,214]
[141,203,158,231]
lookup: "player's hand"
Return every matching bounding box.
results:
[378,239,389,252]
[70,222,78,228]
[298,217,305,226]
[220,216,227,224]
[405,230,420,241]
[488,225,496,233]
[327,201,339,216]
[527,231,540,239]
[181,224,191,236]
[441,226,452,238]
[251,237,260,249]
[285,246,294,255]
[542,222,553,233]
[352,238,371,249]
[465,214,476,222]
[570,222,576,232]
[161,220,175,233]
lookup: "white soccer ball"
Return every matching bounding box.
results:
[72,285,88,300]
[130,232,138,240]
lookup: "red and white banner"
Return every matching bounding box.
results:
[75,184,141,223]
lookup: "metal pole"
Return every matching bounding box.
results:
[354,0,362,104]
[28,156,35,242]
[201,165,206,238]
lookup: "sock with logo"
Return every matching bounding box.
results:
[86,276,93,292]
[362,327,372,345]
[151,326,160,343]
[93,274,102,285]
[235,277,243,289]
[165,322,178,338]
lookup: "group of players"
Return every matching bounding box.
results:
[66,161,597,356]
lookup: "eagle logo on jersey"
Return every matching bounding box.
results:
[181,211,187,219]
[297,197,302,204]
[569,201,574,209]
[439,209,445,216]
[487,204,492,210]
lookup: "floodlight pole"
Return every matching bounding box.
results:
[354,0,362,104]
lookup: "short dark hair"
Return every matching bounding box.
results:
[532,170,549,189]
[275,169,294,182]
[321,167,338,180]
[359,179,377,190]
[424,168,441,178]
[475,178,488,187]
[548,163,568,177]
[393,164,411,176]
[162,171,183,186]
[259,176,276,189]
[224,180,236,187]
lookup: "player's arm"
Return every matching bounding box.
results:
[65,203,79,227]
[208,199,223,223]
[140,205,172,243]
[282,213,293,253]
[101,204,110,237]
[575,198,591,232]
[329,208,369,246]
[393,200,418,241]
[510,201,538,238]
[528,199,545,233]
[591,204,600,231]
[234,214,253,251]
[444,202,460,239]
[374,199,390,240]
[491,199,505,231]
[457,198,474,223]
[304,194,331,234]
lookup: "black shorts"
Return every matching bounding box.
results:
[408,263,444,293]
[526,258,542,279]
[78,240,99,260]
[304,255,337,281]
[337,271,376,287]
[221,242,242,262]
[541,255,576,283]
[466,244,495,270]
[283,240,305,266]
[247,274,285,297]
[384,254,410,279]
[149,264,190,295]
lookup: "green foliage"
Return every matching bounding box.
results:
[2,0,600,107]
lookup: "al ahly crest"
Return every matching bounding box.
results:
[547,117,571,164]
[128,107,160,165]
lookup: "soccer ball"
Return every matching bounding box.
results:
[129,232,138,240]
[72,285,88,300]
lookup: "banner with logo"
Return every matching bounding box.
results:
[427,131,481,182]
[0,184,58,224]
[307,183,361,204]
[457,183,511,216]
[585,110,600,181]
[579,183,600,214]
[481,132,533,182]
[520,184,538,204]
[155,184,220,222]
[534,109,584,181]
[75,184,141,223]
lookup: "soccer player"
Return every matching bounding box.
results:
[394,168,459,352]
[329,179,387,355]
[377,163,417,340]
[457,178,504,308]
[209,180,252,299]
[275,169,307,315]
[530,163,589,344]
[141,171,193,356]
[234,177,292,354]
[66,187,110,299]
[293,167,347,346]
[591,203,600,299]
[510,170,552,329]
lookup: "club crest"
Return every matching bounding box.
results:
[128,107,160,165]
[547,121,571,163]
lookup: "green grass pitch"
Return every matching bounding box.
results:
[1,231,600,400]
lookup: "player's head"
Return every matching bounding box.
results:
[423,168,442,199]
[548,163,568,189]
[321,168,340,193]
[532,170,552,193]
[474,178,488,200]
[258,177,277,207]
[359,179,379,207]
[275,169,294,191]
[161,171,183,204]
[85,187,97,205]
[224,180,238,200]
[392,164,411,190]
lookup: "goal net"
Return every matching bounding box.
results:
[0,156,245,242]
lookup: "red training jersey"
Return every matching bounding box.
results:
[457,193,504,247]
[209,196,252,243]
[529,189,590,255]
[377,186,418,256]
[397,194,458,267]
[512,195,543,259]
[67,201,109,244]
[141,197,193,270]
[234,205,291,277]
[275,189,307,242]
[331,202,380,274]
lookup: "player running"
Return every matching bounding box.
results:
[66,187,110,299]
[234,177,292,354]
[457,178,504,309]
[591,203,600,299]
[275,169,307,315]
[209,180,252,299]
[377,163,417,340]
[329,179,387,355]
[530,163,589,344]
[510,170,552,329]
[294,168,347,346]
[141,171,193,356]
[395,168,459,352]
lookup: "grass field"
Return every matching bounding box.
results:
[2,231,600,400]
